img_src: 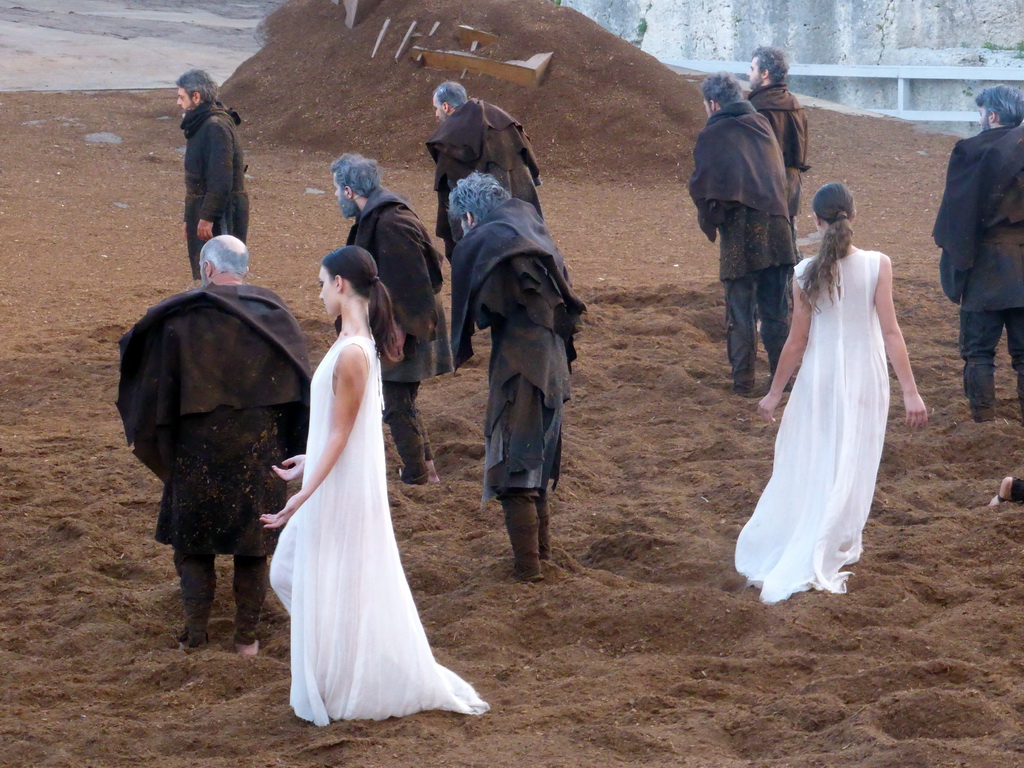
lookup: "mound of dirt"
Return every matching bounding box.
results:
[221,0,704,180]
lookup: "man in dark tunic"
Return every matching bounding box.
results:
[176,69,249,281]
[747,46,810,241]
[934,85,1024,422]
[689,72,797,395]
[331,153,453,484]
[427,81,543,260]
[117,236,310,652]
[449,172,585,582]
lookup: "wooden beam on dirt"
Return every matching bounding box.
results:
[342,0,381,29]
[395,21,417,60]
[370,17,390,58]
[411,47,554,87]
[428,21,440,36]
[456,25,499,49]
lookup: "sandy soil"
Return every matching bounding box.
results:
[4,50,1024,768]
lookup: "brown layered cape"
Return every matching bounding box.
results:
[748,83,810,218]
[346,187,453,382]
[689,101,790,241]
[426,99,542,252]
[450,199,586,496]
[933,124,1024,302]
[117,285,311,483]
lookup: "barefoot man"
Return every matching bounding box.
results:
[117,236,310,654]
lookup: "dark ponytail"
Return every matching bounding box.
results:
[802,182,856,311]
[321,246,403,362]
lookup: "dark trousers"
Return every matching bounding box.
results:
[173,551,268,646]
[959,307,1024,421]
[723,264,793,391]
[382,380,434,484]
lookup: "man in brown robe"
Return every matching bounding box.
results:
[449,172,585,582]
[747,46,810,238]
[117,236,310,652]
[176,69,249,281]
[689,72,797,395]
[934,85,1024,422]
[427,81,543,259]
[331,153,453,483]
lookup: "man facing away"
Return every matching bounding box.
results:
[426,81,543,260]
[688,72,797,395]
[448,172,586,582]
[747,46,810,240]
[117,236,310,653]
[934,85,1024,422]
[331,153,453,484]
[176,69,249,281]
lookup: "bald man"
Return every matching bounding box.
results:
[118,236,311,654]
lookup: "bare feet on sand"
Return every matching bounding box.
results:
[989,476,1014,507]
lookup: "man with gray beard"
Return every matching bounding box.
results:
[332,153,452,483]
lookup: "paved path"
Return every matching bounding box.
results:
[0,0,284,91]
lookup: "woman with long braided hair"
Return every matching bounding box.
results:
[735,183,928,604]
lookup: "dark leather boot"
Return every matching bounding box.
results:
[501,495,543,582]
[535,494,551,561]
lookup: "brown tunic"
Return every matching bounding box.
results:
[748,83,810,219]
[346,187,453,382]
[426,99,542,255]
[117,285,311,555]
[450,199,585,499]
[689,101,796,280]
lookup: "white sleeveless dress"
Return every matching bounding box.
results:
[735,250,890,604]
[270,335,489,724]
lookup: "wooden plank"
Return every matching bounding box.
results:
[395,20,417,60]
[411,47,554,87]
[370,17,390,59]
[456,25,499,49]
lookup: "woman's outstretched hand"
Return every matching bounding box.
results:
[904,393,928,428]
[272,454,306,482]
[758,390,783,423]
[261,491,306,529]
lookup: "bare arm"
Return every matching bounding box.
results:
[261,344,369,528]
[758,277,811,422]
[874,254,927,427]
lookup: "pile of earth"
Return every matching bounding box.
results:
[221,0,704,180]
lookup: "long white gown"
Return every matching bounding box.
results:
[270,335,489,724]
[735,250,890,604]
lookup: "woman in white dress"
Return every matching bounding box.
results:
[260,245,489,724]
[735,183,928,604]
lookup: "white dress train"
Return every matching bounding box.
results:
[735,250,890,604]
[270,335,489,724]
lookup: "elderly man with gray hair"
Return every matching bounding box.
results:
[176,69,249,281]
[689,71,796,395]
[331,152,452,484]
[934,85,1024,421]
[118,235,310,653]
[448,172,585,582]
[427,81,543,260]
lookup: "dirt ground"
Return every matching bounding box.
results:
[4,80,1024,768]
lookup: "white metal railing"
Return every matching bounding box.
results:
[662,58,1024,122]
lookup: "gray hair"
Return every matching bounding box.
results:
[976,84,1024,128]
[176,69,219,104]
[701,72,744,107]
[199,235,248,276]
[433,81,468,109]
[449,172,510,222]
[751,46,789,84]
[330,153,382,197]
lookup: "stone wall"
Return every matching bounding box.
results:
[560,0,1024,120]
